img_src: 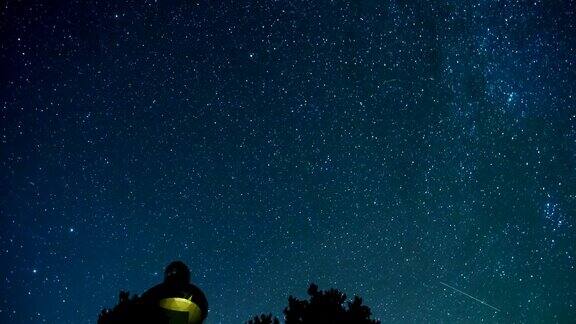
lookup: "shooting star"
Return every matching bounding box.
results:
[381,79,399,84]
[440,281,501,312]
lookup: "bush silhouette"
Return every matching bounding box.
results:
[98,291,170,324]
[248,283,380,324]
[248,313,281,324]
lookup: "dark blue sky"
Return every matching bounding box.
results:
[1,0,575,323]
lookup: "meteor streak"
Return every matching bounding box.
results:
[440,281,501,312]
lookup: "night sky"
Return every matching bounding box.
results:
[1,0,575,323]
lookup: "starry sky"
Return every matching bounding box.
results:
[1,0,575,323]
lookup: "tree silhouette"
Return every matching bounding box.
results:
[248,283,380,324]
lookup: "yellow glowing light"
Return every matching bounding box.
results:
[158,297,203,324]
